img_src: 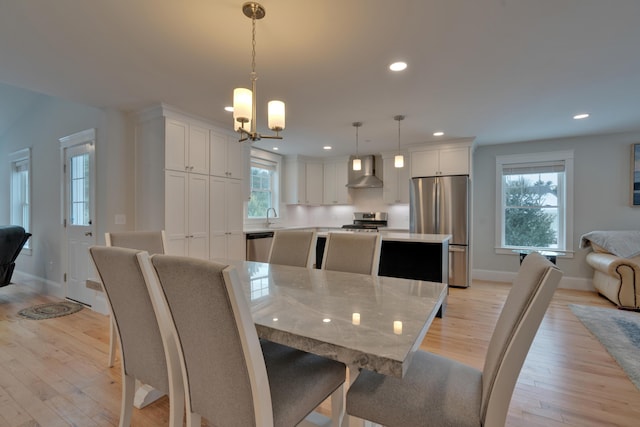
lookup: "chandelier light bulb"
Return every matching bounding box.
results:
[394,115,405,168]
[233,88,253,125]
[268,100,285,131]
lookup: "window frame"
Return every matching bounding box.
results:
[245,148,282,224]
[495,150,574,257]
[9,148,32,254]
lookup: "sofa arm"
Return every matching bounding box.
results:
[586,252,640,308]
[586,252,640,275]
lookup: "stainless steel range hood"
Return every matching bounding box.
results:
[346,155,383,188]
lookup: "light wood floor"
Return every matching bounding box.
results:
[1,280,639,426]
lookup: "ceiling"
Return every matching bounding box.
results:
[1,0,640,157]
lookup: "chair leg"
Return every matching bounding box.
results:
[331,383,345,427]
[119,373,135,427]
[187,412,202,427]
[108,317,117,367]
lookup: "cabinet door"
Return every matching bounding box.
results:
[410,149,439,177]
[227,232,246,261]
[164,170,188,256]
[397,162,410,203]
[226,179,244,234]
[323,162,337,204]
[188,173,209,259]
[188,125,210,175]
[210,131,229,178]
[438,147,469,175]
[334,160,351,204]
[305,163,323,205]
[226,141,244,179]
[165,119,188,172]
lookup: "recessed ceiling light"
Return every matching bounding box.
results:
[224,106,234,112]
[389,61,407,72]
[273,147,279,151]
[323,146,332,150]
[573,113,590,120]
[433,131,444,136]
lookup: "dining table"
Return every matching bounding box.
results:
[223,259,447,427]
[221,259,448,379]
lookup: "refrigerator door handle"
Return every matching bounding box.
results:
[434,179,440,232]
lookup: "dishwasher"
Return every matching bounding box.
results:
[246,232,274,262]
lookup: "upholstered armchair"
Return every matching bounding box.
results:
[581,231,640,310]
[0,226,31,287]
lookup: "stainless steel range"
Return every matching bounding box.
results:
[341,212,388,232]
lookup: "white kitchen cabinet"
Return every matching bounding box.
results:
[323,158,351,205]
[164,170,209,259]
[285,156,323,205]
[210,131,244,180]
[135,105,245,261]
[410,142,473,177]
[210,177,245,260]
[382,153,410,204]
[165,119,210,174]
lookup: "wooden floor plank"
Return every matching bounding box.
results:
[1,279,640,426]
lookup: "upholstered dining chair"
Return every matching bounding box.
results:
[321,232,381,275]
[268,229,317,268]
[89,246,183,427]
[137,253,346,427]
[104,230,167,367]
[346,252,563,427]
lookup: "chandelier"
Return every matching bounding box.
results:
[352,122,363,171]
[233,2,285,142]
[394,115,405,168]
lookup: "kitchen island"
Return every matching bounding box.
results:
[314,231,450,280]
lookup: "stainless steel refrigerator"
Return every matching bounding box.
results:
[410,175,470,287]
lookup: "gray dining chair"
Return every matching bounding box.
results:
[321,232,381,275]
[346,252,563,427]
[137,253,346,427]
[104,230,167,367]
[89,246,183,427]
[268,229,317,268]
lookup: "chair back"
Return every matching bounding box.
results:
[481,252,563,426]
[88,246,170,393]
[139,254,272,426]
[321,232,381,275]
[105,230,166,255]
[268,230,317,268]
[0,225,31,287]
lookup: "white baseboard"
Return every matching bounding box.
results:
[472,269,595,292]
[12,271,64,298]
[12,270,110,316]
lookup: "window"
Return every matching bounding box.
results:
[247,149,281,219]
[496,151,574,255]
[9,148,31,252]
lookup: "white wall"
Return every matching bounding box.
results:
[473,131,640,285]
[0,85,133,296]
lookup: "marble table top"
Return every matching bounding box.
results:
[222,259,448,378]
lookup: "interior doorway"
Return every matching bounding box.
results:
[60,129,96,306]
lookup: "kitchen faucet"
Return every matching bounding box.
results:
[266,207,277,227]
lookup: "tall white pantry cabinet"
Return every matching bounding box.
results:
[134,105,247,260]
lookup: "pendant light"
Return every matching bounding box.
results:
[394,115,405,168]
[352,122,362,171]
[232,2,285,142]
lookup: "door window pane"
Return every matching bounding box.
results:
[70,153,90,226]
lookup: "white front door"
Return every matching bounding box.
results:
[61,130,96,306]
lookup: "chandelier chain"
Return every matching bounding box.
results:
[251,13,257,79]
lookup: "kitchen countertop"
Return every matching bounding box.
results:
[244,226,450,244]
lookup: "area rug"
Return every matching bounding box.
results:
[18,301,84,320]
[569,304,640,390]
